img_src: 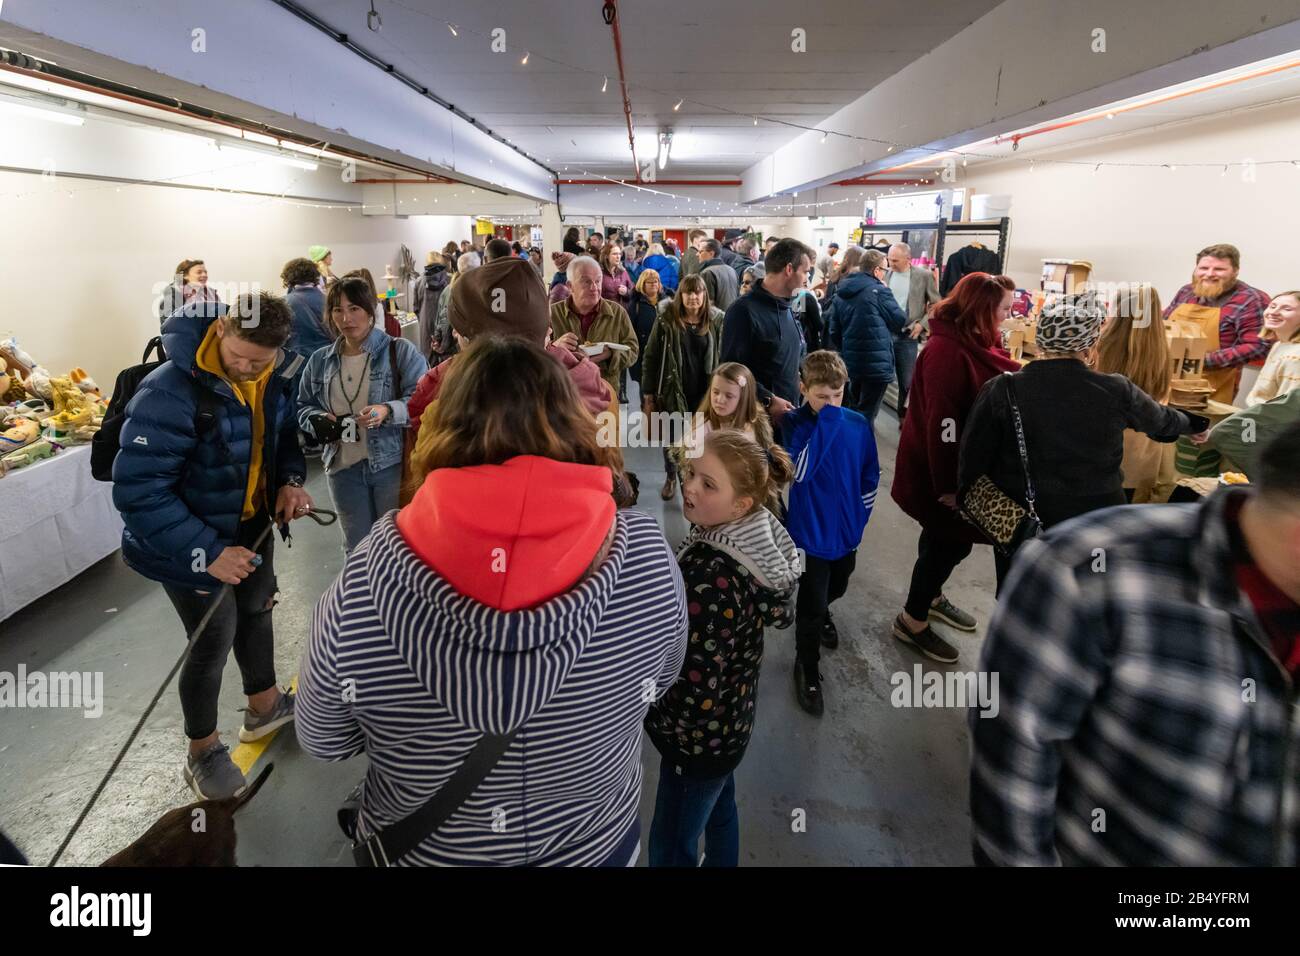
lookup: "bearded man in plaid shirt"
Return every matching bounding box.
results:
[1163,243,1271,403]
[970,421,1300,866]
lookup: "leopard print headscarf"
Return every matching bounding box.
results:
[1037,290,1106,354]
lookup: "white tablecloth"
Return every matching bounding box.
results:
[0,444,123,621]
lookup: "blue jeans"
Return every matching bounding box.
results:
[893,334,919,415]
[648,758,739,867]
[327,460,402,552]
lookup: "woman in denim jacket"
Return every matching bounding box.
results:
[298,276,428,551]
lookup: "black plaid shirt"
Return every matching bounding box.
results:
[970,488,1298,866]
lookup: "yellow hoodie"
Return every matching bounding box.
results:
[195,322,274,520]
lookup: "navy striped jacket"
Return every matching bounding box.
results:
[296,510,688,866]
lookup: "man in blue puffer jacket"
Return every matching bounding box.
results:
[113,293,314,800]
[826,248,907,425]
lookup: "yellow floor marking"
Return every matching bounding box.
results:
[231,675,297,775]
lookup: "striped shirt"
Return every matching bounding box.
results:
[970,489,1299,866]
[296,510,688,866]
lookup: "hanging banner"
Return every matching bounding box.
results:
[474,218,495,236]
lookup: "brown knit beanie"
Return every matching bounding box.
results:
[448,256,549,342]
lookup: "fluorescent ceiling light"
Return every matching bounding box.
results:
[216,142,318,171]
[0,99,84,125]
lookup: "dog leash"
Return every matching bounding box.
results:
[47,507,338,866]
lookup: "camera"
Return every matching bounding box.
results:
[307,413,358,444]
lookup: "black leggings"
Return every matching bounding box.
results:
[162,516,279,740]
[903,526,972,621]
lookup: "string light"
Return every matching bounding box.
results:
[673,99,683,111]
[447,23,458,36]
[520,51,529,65]
[601,75,608,93]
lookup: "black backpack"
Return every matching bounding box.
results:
[90,337,221,482]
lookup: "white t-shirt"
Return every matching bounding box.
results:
[327,351,371,473]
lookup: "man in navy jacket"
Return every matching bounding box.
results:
[827,248,907,426]
[720,238,815,429]
[113,293,314,800]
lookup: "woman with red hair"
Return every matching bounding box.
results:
[890,272,1019,663]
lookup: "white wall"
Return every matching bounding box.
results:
[955,97,1300,299]
[0,168,470,387]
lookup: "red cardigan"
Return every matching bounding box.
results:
[891,317,1020,541]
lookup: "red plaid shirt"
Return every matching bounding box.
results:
[1227,497,1300,681]
[1164,280,1271,369]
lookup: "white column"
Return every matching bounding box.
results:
[541,203,564,261]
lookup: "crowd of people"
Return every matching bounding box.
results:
[105,230,1299,867]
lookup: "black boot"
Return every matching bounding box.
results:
[794,659,824,717]
[820,613,839,649]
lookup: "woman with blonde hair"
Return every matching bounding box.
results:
[1095,283,1174,501]
[1245,290,1300,406]
[628,269,665,393]
[297,336,687,866]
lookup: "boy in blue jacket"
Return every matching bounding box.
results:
[782,350,880,717]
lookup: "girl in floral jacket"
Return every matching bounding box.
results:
[644,429,800,866]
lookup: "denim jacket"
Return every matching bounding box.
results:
[297,325,428,472]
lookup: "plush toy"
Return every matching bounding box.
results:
[40,377,93,431]
[68,367,102,396]
[0,415,39,452]
[1,437,54,473]
[0,337,53,401]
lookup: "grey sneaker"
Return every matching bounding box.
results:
[184,741,247,800]
[928,595,977,632]
[893,615,959,664]
[239,688,296,743]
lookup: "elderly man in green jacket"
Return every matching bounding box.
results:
[550,255,639,395]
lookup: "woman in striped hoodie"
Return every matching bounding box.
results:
[296,337,688,866]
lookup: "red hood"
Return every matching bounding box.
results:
[396,454,615,611]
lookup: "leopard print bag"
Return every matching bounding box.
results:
[958,374,1042,556]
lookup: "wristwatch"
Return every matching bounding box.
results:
[283,475,306,489]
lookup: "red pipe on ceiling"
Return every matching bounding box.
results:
[604,0,641,182]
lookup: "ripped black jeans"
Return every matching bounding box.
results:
[162,514,278,740]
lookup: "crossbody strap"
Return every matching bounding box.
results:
[354,729,518,866]
[389,338,402,397]
[1002,373,1039,522]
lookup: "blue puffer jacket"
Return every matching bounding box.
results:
[112,301,307,591]
[827,272,907,383]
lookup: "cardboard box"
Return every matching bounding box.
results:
[1040,259,1093,294]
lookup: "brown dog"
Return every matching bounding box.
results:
[101,763,273,867]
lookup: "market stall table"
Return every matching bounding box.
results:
[0,444,122,621]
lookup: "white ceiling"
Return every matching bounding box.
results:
[871,50,1300,178]
[290,0,1003,176]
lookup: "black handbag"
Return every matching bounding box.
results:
[339,730,518,867]
[958,373,1042,556]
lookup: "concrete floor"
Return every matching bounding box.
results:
[0,387,997,866]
